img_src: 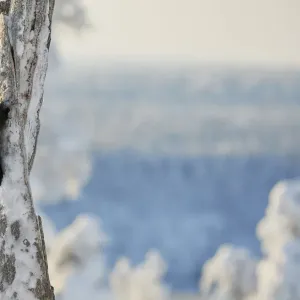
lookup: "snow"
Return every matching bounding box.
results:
[43,212,171,300]
[197,178,300,300]
[53,0,88,30]
[18,18,300,296]
[200,244,257,300]
[32,64,300,296]
[0,13,42,299]
[254,179,300,300]
[25,1,50,171]
[47,214,106,296]
[16,18,25,57]
[110,250,170,300]
[0,0,55,298]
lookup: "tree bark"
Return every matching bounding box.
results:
[0,0,55,299]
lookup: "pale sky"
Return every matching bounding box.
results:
[58,0,300,67]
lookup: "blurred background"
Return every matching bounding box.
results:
[32,1,300,299]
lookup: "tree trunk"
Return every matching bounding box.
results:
[0,0,55,299]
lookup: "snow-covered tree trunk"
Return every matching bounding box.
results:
[0,0,55,299]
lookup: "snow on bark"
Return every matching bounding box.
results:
[0,0,55,299]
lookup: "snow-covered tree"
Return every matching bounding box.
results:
[254,179,300,300]
[47,215,107,299]
[110,250,170,300]
[200,244,257,300]
[49,0,88,67]
[54,0,88,30]
[0,0,55,299]
[200,179,300,300]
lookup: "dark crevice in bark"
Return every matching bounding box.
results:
[47,0,55,50]
[31,8,37,32]
[0,102,9,185]
[10,46,15,73]
[0,0,10,15]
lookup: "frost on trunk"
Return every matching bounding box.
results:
[0,0,55,299]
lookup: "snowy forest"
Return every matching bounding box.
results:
[1,0,300,299]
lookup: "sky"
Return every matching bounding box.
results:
[58,0,300,67]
